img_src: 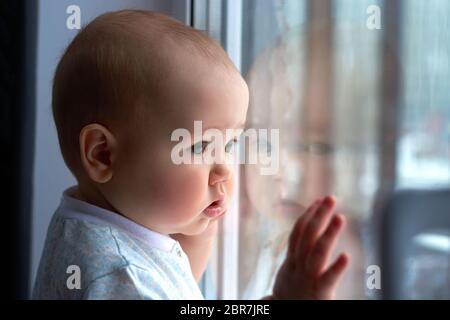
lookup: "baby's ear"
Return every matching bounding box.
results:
[79,123,117,183]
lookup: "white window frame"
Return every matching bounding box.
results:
[191,0,243,300]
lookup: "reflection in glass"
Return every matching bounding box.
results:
[405,229,450,299]
[236,0,449,300]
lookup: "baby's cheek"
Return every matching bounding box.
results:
[160,166,208,213]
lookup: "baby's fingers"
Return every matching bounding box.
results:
[306,213,346,276]
[295,196,336,263]
[317,253,349,298]
[287,199,322,260]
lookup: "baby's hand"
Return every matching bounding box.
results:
[270,196,349,299]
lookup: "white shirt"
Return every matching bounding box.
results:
[32,186,204,300]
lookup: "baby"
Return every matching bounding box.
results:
[33,10,349,300]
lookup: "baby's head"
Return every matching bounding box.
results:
[53,10,249,235]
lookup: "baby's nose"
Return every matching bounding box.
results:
[209,163,232,185]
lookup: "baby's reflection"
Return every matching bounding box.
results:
[238,27,364,299]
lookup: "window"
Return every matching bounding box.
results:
[397,0,450,188]
[198,0,450,299]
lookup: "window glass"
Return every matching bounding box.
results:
[237,0,449,300]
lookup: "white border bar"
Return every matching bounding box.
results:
[219,0,242,300]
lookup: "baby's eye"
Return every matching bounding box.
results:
[191,141,210,154]
[225,138,238,154]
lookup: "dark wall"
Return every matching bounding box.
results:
[1,0,37,299]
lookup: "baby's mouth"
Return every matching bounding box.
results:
[203,199,227,218]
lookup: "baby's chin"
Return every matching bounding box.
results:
[179,217,218,237]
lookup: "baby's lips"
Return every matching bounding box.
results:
[212,194,226,207]
[202,195,226,213]
[203,200,227,218]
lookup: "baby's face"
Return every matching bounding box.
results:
[106,57,249,236]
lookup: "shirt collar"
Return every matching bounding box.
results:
[57,186,178,252]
